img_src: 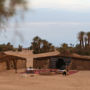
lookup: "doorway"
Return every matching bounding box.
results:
[50,58,66,70]
[56,58,66,70]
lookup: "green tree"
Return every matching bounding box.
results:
[31,36,41,54]
[0,42,14,51]
[18,45,22,51]
[59,43,69,55]
[6,42,13,50]
[58,43,74,56]
[30,36,55,54]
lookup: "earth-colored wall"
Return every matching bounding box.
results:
[34,58,90,70]
[70,59,90,70]
[0,60,26,72]
[0,62,7,71]
[17,60,26,69]
[33,59,50,69]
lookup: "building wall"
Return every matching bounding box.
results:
[70,59,90,70]
[34,58,90,70]
[26,57,33,68]
[33,59,49,69]
[0,62,7,71]
[17,60,26,69]
[0,59,26,72]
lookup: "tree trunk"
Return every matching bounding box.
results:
[80,40,82,48]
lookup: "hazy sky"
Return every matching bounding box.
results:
[1,0,90,47]
[30,0,90,11]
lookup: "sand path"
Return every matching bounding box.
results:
[0,71,90,90]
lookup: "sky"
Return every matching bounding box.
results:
[1,0,90,47]
[30,0,90,11]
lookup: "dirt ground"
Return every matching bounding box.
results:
[0,70,90,90]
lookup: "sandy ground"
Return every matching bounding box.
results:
[0,70,90,90]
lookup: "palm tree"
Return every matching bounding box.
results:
[33,36,41,43]
[18,45,23,51]
[78,31,85,48]
[32,36,41,54]
[84,36,88,48]
[87,32,90,47]
[42,40,48,52]
[31,36,55,54]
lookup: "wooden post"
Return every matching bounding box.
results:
[13,59,17,73]
[6,58,10,70]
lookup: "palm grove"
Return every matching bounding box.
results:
[29,36,55,54]
[0,31,90,56]
[29,31,90,56]
[75,31,90,55]
[58,31,90,56]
